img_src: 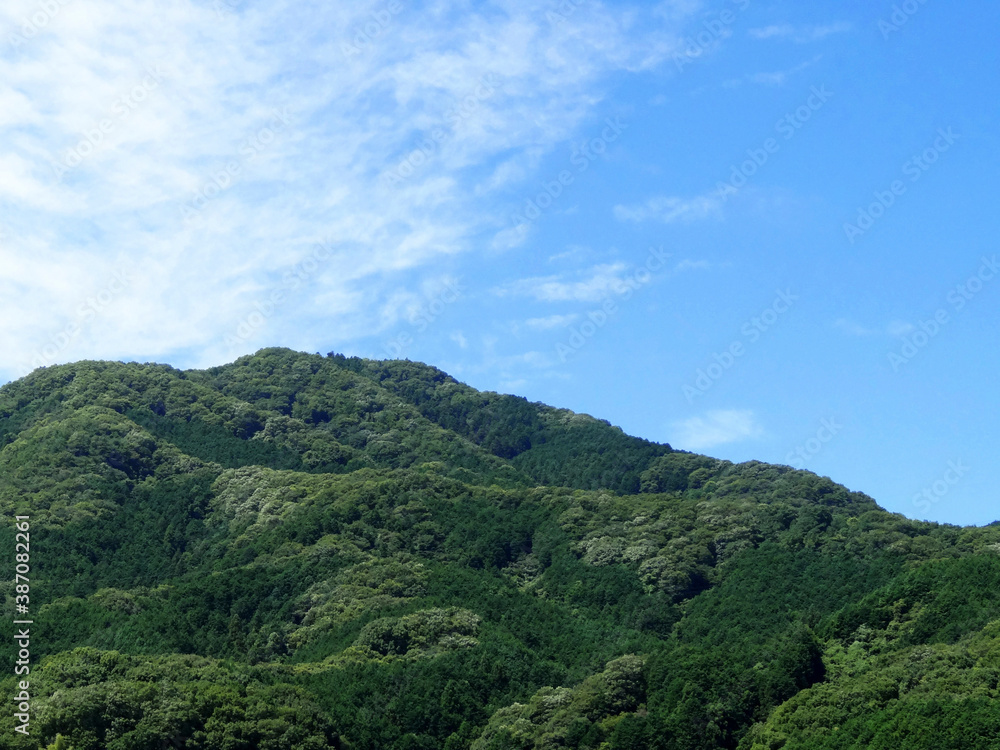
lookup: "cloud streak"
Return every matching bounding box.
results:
[834,319,916,338]
[672,409,764,451]
[496,263,634,303]
[613,194,722,224]
[748,22,852,43]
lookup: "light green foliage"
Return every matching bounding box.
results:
[340,607,481,662]
[288,556,428,650]
[472,655,647,750]
[741,621,1000,749]
[0,406,208,528]
[0,648,339,750]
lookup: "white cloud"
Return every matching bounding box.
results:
[887,320,915,337]
[749,22,852,43]
[834,319,916,338]
[526,314,579,330]
[496,263,631,302]
[613,194,722,224]
[499,377,528,392]
[834,318,876,337]
[0,0,699,383]
[547,246,591,264]
[491,223,531,251]
[725,55,822,87]
[672,409,764,451]
[375,274,464,332]
[674,259,712,272]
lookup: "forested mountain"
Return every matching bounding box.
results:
[1,348,998,750]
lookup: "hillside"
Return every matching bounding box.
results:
[1,348,998,750]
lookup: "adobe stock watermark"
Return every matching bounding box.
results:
[179,107,292,222]
[7,0,73,48]
[844,127,959,244]
[225,237,336,348]
[673,0,751,71]
[683,289,798,403]
[879,0,930,40]
[556,246,670,362]
[18,267,132,376]
[50,66,167,182]
[785,418,843,469]
[715,85,833,200]
[913,460,969,516]
[383,279,466,358]
[888,254,998,371]
[382,75,500,187]
[509,116,627,227]
[341,1,404,58]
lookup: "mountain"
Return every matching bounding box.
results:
[1,347,998,750]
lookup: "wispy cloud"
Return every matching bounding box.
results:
[0,0,697,381]
[834,319,916,337]
[613,194,722,224]
[674,258,715,272]
[672,409,765,451]
[833,318,876,337]
[491,223,531,252]
[548,245,592,264]
[496,263,633,303]
[749,22,852,43]
[725,55,822,87]
[887,320,916,337]
[525,314,579,330]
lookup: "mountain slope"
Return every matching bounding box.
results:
[0,348,997,750]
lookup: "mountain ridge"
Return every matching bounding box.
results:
[0,347,997,750]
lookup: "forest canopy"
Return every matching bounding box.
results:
[0,348,997,749]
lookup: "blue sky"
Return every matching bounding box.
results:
[2,0,998,526]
